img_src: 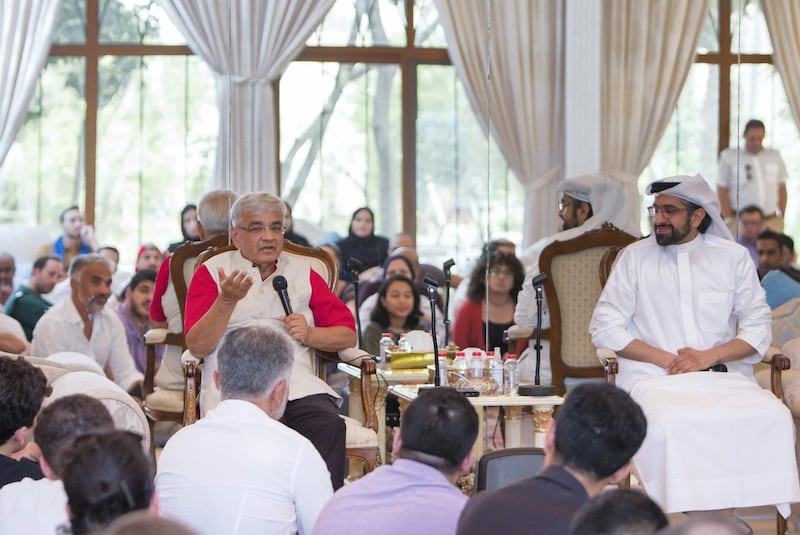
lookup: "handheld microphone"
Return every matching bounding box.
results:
[347,257,363,276]
[272,275,292,315]
[532,273,548,287]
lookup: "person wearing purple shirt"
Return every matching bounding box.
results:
[115,269,162,373]
[312,388,478,535]
[735,205,765,267]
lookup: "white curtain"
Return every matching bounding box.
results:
[435,0,564,247]
[600,0,709,230]
[762,1,800,139]
[157,0,334,194]
[0,0,62,167]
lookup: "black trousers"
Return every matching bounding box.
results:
[281,393,346,490]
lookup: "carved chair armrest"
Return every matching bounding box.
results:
[142,329,184,396]
[763,349,790,401]
[596,347,618,386]
[181,350,201,426]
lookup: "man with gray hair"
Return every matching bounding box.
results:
[157,326,332,535]
[590,174,800,522]
[185,192,357,489]
[149,189,238,399]
[31,253,142,396]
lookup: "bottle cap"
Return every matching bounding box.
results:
[381,332,392,337]
[506,353,518,360]
[438,351,447,357]
[456,351,466,356]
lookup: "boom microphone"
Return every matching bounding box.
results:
[272,275,293,315]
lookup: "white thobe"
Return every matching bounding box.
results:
[590,233,800,516]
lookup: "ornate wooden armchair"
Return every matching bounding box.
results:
[142,235,230,432]
[506,224,638,395]
[183,240,381,475]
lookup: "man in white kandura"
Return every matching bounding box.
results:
[514,172,636,384]
[590,173,800,522]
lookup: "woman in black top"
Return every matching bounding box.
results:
[336,206,389,283]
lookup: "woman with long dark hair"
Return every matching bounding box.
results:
[363,275,429,356]
[336,207,389,283]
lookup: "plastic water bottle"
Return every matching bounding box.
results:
[397,332,411,352]
[504,353,520,396]
[451,351,468,389]
[488,351,503,395]
[378,333,393,369]
[437,350,449,386]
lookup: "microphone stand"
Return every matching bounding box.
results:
[442,258,455,347]
[347,258,364,349]
[519,273,557,397]
[424,274,441,387]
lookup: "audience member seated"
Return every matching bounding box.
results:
[0,394,114,534]
[60,430,155,535]
[4,255,63,341]
[167,203,201,253]
[184,192,356,490]
[757,229,789,280]
[136,244,163,273]
[778,232,800,282]
[313,387,478,535]
[567,489,668,535]
[38,205,99,272]
[157,326,332,535]
[0,357,49,487]
[99,245,129,298]
[453,250,524,354]
[115,269,162,374]
[336,206,389,283]
[735,204,764,266]
[363,275,430,356]
[149,190,237,409]
[0,252,15,307]
[756,230,800,309]
[100,510,199,535]
[31,254,143,398]
[514,173,634,383]
[456,383,646,535]
[283,200,312,247]
[358,254,444,341]
[452,239,516,318]
[0,312,29,354]
[590,174,800,521]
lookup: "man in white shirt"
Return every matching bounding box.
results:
[514,173,636,384]
[590,173,800,520]
[0,394,114,534]
[156,325,333,535]
[717,119,788,228]
[31,253,143,397]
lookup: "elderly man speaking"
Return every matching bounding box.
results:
[590,174,799,523]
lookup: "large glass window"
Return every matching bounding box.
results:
[0,0,216,268]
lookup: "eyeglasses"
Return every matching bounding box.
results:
[647,205,687,217]
[489,268,513,277]
[236,223,285,235]
[745,164,752,181]
[558,200,573,211]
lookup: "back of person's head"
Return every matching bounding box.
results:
[397,387,479,473]
[568,489,668,535]
[554,383,646,480]
[230,192,285,227]
[0,357,49,444]
[69,253,114,280]
[34,394,114,477]
[217,326,294,403]
[61,430,154,535]
[98,511,199,535]
[197,190,238,236]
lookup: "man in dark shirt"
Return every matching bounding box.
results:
[0,357,49,487]
[4,255,63,340]
[456,383,647,535]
